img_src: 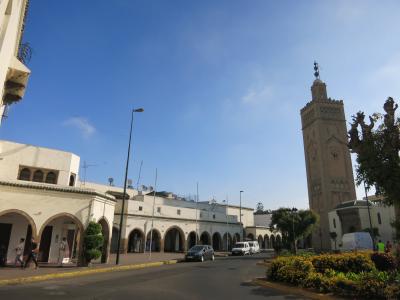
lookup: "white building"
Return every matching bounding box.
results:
[0,0,31,125]
[0,140,116,265]
[247,212,282,249]
[1,138,284,268]
[328,198,397,249]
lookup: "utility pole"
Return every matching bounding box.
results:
[148,168,158,260]
[239,191,243,241]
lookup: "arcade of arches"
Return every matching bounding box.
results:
[0,210,89,265]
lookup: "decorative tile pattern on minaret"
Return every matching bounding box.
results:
[300,63,356,251]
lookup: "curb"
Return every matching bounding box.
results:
[0,259,180,286]
[251,278,341,300]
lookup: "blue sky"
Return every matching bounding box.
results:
[2,0,400,210]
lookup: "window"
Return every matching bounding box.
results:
[213,214,216,219]
[377,212,382,225]
[333,218,336,229]
[32,170,44,182]
[139,206,143,211]
[177,209,181,215]
[69,174,75,187]
[199,212,203,218]
[19,168,31,181]
[45,172,57,184]
[157,207,161,213]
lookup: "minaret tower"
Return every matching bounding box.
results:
[300,62,356,251]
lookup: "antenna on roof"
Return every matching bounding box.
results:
[81,161,98,186]
[127,179,133,189]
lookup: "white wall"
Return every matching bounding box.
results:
[0,0,30,124]
[0,140,80,186]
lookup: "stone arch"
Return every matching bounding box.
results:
[0,209,38,264]
[233,233,240,244]
[187,231,198,250]
[257,235,263,247]
[97,217,110,263]
[264,234,270,249]
[212,232,222,251]
[0,209,37,238]
[200,231,211,245]
[223,233,233,251]
[270,235,276,248]
[128,228,145,253]
[164,226,185,252]
[246,233,254,241]
[276,234,282,247]
[146,228,161,252]
[38,213,84,264]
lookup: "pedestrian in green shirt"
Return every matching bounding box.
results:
[377,240,385,252]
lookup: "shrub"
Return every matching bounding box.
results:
[267,257,314,285]
[311,252,374,273]
[83,221,104,264]
[302,272,331,292]
[267,253,400,299]
[370,252,397,271]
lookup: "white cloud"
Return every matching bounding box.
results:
[63,117,96,138]
[241,84,273,105]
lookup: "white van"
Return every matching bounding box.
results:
[231,242,250,256]
[248,241,260,254]
[340,232,373,251]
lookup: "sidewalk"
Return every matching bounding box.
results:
[0,252,184,282]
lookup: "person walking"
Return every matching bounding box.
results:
[14,238,25,268]
[385,240,393,254]
[377,240,385,253]
[24,237,39,269]
[58,237,69,267]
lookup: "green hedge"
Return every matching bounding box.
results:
[266,252,400,299]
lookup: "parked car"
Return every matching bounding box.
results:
[248,241,260,254]
[185,245,215,262]
[231,242,250,256]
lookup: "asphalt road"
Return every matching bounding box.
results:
[0,253,310,299]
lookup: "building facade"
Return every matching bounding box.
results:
[0,0,31,125]
[328,198,397,249]
[1,139,281,267]
[300,68,357,251]
[0,140,116,265]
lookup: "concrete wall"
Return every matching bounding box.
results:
[0,140,80,186]
[0,0,30,124]
[0,183,116,264]
[328,204,397,248]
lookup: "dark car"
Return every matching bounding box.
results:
[185,245,215,262]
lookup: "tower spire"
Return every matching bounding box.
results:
[311,61,327,101]
[313,61,320,79]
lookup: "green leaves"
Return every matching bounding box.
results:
[270,208,319,241]
[83,221,104,263]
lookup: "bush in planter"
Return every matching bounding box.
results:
[83,221,104,264]
[311,252,374,273]
[267,256,314,285]
[370,252,397,271]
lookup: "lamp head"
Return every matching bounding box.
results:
[134,108,144,112]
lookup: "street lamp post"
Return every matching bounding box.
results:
[239,190,243,241]
[291,207,297,254]
[116,108,144,265]
[364,182,375,248]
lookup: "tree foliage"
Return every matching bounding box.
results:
[270,208,319,253]
[83,221,104,264]
[348,97,400,206]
